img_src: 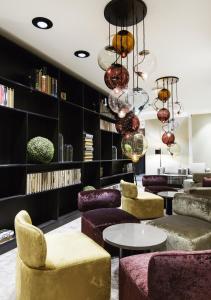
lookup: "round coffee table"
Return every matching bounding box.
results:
[103,223,167,258]
[158,191,178,215]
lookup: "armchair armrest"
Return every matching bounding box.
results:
[148,250,211,299]
[189,187,211,196]
[78,189,121,212]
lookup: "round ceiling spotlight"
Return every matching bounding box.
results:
[74,50,90,58]
[32,17,53,29]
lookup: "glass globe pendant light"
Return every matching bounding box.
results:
[121,131,148,163]
[112,30,135,58]
[108,88,133,118]
[115,111,140,135]
[158,88,171,102]
[104,63,129,90]
[129,87,149,115]
[157,108,170,123]
[134,50,156,81]
[162,131,175,146]
[98,45,119,71]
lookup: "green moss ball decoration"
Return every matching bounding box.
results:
[83,186,96,191]
[27,136,54,163]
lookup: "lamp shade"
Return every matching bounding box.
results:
[155,148,161,155]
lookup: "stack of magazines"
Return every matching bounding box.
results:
[83,132,94,161]
[0,229,15,244]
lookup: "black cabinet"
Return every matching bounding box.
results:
[0,34,135,252]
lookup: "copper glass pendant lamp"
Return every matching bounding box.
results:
[98,0,152,163]
[153,76,182,148]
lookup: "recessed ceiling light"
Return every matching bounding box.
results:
[32,17,53,29]
[74,50,90,58]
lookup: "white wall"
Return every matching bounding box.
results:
[145,117,189,174]
[192,113,211,169]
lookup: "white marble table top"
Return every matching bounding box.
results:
[103,223,167,251]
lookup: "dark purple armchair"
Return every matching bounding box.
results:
[142,175,178,194]
[119,250,211,300]
[78,189,139,255]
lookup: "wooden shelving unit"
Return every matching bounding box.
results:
[0,34,137,252]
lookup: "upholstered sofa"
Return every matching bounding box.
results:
[142,175,178,194]
[181,172,211,191]
[149,191,211,250]
[120,180,164,220]
[78,189,139,254]
[15,210,111,300]
[119,250,211,300]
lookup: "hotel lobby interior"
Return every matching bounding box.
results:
[0,0,211,299]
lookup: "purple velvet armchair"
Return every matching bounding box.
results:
[119,250,211,300]
[142,175,178,194]
[78,189,139,255]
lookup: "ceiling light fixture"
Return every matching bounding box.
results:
[32,17,53,29]
[74,51,90,58]
[152,76,182,148]
[98,0,155,120]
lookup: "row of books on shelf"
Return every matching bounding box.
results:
[26,169,81,194]
[31,68,58,97]
[0,84,14,108]
[83,132,94,161]
[100,119,117,133]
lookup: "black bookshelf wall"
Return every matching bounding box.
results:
[0,35,134,246]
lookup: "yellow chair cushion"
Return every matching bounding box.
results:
[122,192,164,220]
[45,231,110,269]
[136,191,164,201]
[120,179,138,198]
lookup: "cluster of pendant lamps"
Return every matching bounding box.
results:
[153,76,182,155]
[97,0,156,162]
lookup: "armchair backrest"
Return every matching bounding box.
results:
[78,189,121,212]
[148,250,211,300]
[173,193,211,222]
[15,210,47,268]
[142,175,168,187]
[120,180,137,199]
[193,173,211,185]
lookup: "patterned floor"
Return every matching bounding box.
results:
[0,217,119,300]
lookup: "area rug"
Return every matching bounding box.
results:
[0,218,119,300]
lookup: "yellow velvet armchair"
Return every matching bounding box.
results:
[120,180,164,220]
[15,210,111,300]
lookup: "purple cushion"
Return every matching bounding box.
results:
[142,175,168,187]
[82,208,139,232]
[203,177,211,187]
[78,189,121,212]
